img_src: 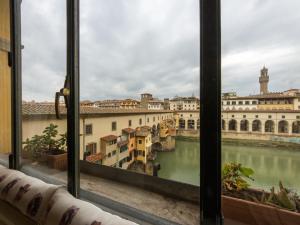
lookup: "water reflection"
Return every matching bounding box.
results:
[156,139,300,192]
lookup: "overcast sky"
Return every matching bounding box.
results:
[21,0,300,101]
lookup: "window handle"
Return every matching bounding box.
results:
[55,75,70,119]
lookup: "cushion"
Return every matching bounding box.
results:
[43,188,138,225]
[0,165,61,224]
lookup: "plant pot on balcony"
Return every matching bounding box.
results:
[222,192,300,225]
[47,151,67,171]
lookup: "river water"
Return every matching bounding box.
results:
[155,139,300,193]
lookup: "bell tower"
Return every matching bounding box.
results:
[259,66,269,94]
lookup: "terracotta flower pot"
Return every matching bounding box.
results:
[222,194,300,225]
[47,153,67,170]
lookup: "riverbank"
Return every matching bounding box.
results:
[175,135,300,151]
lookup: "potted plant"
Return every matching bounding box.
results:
[222,162,300,225]
[22,124,67,170]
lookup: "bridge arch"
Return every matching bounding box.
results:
[252,120,262,132]
[265,120,274,133]
[278,120,289,133]
[187,119,195,129]
[292,121,300,134]
[179,118,185,129]
[228,119,237,131]
[240,119,249,131]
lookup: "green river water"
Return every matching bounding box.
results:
[155,139,300,193]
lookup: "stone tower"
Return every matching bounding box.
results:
[259,66,269,95]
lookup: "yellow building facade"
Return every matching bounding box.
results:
[0,0,11,154]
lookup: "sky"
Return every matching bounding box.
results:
[21,0,300,101]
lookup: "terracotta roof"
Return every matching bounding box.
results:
[117,140,129,147]
[100,135,118,142]
[122,128,135,134]
[222,109,300,113]
[86,153,102,162]
[22,103,173,116]
[223,92,299,100]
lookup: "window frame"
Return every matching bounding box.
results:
[9,0,222,224]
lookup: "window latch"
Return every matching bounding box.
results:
[55,74,70,119]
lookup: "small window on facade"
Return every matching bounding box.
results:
[232,115,234,118]
[282,115,285,119]
[112,121,117,131]
[86,142,97,154]
[255,115,259,118]
[245,101,250,105]
[138,140,142,144]
[139,118,142,125]
[297,116,300,119]
[252,101,257,104]
[153,116,155,122]
[227,101,230,105]
[85,124,93,135]
[238,101,243,105]
[147,117,149,123]
[112,150,116,156]
[190,114,192,117]
[232,101,236,105]
[128,120,132,127]
[108,153,111,158]
[268,115,272,119]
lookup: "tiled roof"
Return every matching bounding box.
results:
[117,140,129,147]
[101,135,118,142]
[122,128,135,134]
[22,103,172,116]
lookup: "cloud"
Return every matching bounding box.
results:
[21,0,299,101]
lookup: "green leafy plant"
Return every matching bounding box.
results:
[222,162,254,191]
[251,181,300,212]
[23,124,67,160]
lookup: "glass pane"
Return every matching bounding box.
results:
[0,0,11,167]
[80,0,200,224]
[21,0,67,184]
[222,1,300,224]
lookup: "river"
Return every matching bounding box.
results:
[155,139,300,193]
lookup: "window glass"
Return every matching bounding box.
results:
[21,0,67,182]
[222,0,300,224]
[80,0,200,224]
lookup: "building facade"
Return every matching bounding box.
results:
[169,96,200,111]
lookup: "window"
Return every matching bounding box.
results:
[147,117,149,123]
[282,115,285,119]
[238,101,243,105]
[232,101,236,105]
[153,116,155,122]
[231,115,234,118]
[255,115,259,118]
[268,115,272,119]
[252,101,257,104]
[85,124,93,135]
[297,116,300,119]
[7,1,204,224]
[138,140,142,144]
[245,101,250,105]
[139,118,142,125]
[243,115,246,118]
[86,142,97,154]
[112,121,117,131]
